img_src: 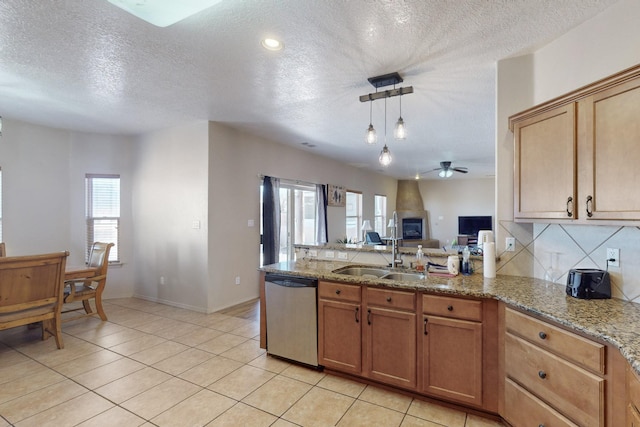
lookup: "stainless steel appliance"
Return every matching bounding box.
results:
[566,268,611,299]
[264,273,318,367]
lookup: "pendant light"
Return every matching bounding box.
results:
[379,96,392,166]
[394,93,406,140]
[365,95,377,145]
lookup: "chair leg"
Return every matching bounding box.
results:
[95,295,108,321]
[42,318,64,349]
[82,300,94,315]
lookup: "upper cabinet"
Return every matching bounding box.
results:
[510,64,640,224]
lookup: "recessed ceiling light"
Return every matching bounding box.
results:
[261,38,284,51]
[107,0,222,27]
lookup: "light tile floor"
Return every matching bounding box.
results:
[0,298,505,426]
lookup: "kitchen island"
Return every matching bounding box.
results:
[259,259,640,426]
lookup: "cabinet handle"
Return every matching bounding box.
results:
[355,307,359,323]
[539,331,547,340]
[566,196,573,217]
[538,370,547,379]
[424,318,428,335]
[586,195,593,217]
[447,305,453,311]
[539,424,545,427]
[386,297,392,302]
[335,289,341,295]
[367,309,371,325]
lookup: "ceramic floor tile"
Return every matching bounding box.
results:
[53,349,122,377]
[317,374,367,398]
[0,368,66,404]
[358,385,413,413]
[152,347,215,375]
[208,364,275,400]
[242,375,312,416]
[219,338,266,363]
[465,414,505,426]
[94,366,172,403]
[337,400,404,427]
[179,355,243,387]
[18,335,102,367]
[134,317,187,334]
[151,389,236,427]
[128,340,189,365]
[210,316,255,332]
[14,391,113,427]
[82,327,146,348]
[196,333,248,354]
[72,357,145,389]
[229,321,260,338]
[108,333,166,356]
[0,349,31,368]
[171,326,225,346]
[205,402,277,427]
[0,379,87,424]
[75,406,146,427]
[280,363,326,385]
[407,399,467,427]
[400,415,442,427]
[0,358,51,385]
[111,311,165,328]
[271,419,300,427]
[120,377,200,420]
[247,353,292,373]
[282,386,355,427]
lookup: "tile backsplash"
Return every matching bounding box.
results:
[497,221,640,303]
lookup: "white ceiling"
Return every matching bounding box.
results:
[0,0,619,179]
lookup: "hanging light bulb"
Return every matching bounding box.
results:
[394,94,406,140]
[364,96,377,145]
[379,145,392,166]
[438,169,453,178]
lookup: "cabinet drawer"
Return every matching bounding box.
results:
[629,367,640,412]
[505,332,604,427]
[505,307,605,374]
[504,378,578,427]
[422,294,482,321]
[319,281,361,303]
[367,287,415,311]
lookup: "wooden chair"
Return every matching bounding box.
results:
[63,242,114,322]
[0,242,6,257]
[0,251,69,349]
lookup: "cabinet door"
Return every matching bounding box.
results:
[318,299,362,374]
[579,77,640,220]
[421,315,483,406]
[364,306,416,389]
[514,103,577,219]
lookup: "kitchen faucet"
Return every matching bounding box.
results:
[390,211,403,268]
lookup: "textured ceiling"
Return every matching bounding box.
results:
[0,0,619,179]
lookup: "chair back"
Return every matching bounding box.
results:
[87,242,114,275]
[0,252,69,323]
[0,242,5,257]
[365,231,383,245]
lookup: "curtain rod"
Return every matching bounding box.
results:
[257,174,319,188]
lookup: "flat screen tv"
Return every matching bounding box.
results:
[458,216,492,237]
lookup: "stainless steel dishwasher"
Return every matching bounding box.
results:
[264,273,318,367]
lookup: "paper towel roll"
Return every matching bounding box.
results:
[483,242,496,278]
[478,230,494,250]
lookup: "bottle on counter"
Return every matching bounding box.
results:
[415,245,424,271]
[462,245,472,275]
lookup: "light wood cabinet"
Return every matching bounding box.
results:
[421,294,484,406]
[628,366,640,427]
[510,65,640,223]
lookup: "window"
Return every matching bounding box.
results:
[86,174,120,263]
[345,191,362,242]
[374,194,387,236]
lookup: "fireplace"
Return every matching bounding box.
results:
[402,218,423,240]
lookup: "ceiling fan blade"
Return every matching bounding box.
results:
[453,167,468,173]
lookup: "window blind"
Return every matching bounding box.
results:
[86,174,120,262]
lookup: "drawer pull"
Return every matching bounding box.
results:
[538,370,547,379]
[355,307,359,323]
[424,318,428,335]
[539,331,547,340]
[367,309,371,325]
[586,195,593,217]
[566,196,573,217]
[335,289,341,295]
[386,297,392,302]
[447,305,453,311]
[539,424,545,427]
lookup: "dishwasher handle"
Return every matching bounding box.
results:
[264,274,318,288]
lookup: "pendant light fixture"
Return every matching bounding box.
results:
[365,95,377,145]
[394,93,406,140]
[378,96,392,166]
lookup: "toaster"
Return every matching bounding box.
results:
[566,269,611,299]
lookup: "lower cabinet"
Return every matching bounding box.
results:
[421,294,484,406]
[628,366,640,427]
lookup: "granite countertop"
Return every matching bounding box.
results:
[260,259,640,374]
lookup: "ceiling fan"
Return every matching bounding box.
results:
[424,161,468,178]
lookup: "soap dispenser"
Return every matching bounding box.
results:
[415,245,424,271]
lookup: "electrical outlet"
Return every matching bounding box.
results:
[325,251,334,259]
[505,237,516,252]
[235,276,241,285]
[309,249,318,257]
[607,248,620,267]
[338,252,348,260]
[160,276,166,285]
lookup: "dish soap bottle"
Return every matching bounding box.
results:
[415,245,424,271]
[462,245,471,275]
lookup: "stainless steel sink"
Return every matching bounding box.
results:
[380,272,425,282]
[333,266,390,278]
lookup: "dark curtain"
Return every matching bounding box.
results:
[262,176,280,265]
[315,184,328,244]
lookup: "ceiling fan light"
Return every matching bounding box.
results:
[439,169,453,178]
[379,145,392,166]
[365,124,377,145]
[394,116,406,140]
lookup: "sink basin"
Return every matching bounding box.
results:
[333,267,389,278]
[381,272,425,282]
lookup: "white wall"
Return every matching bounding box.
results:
[496,0,640,301]
[0,118,135,298]
[419,178,495,247]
